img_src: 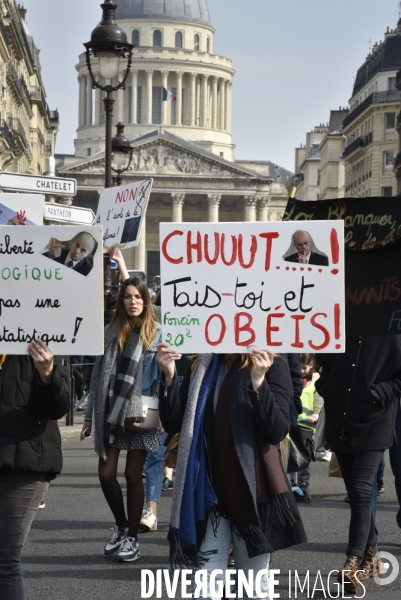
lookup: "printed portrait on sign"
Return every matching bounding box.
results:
[41,231,98,277]
[282,229,329,266]
[120,216,141,244]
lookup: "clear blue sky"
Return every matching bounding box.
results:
[22,0,400,172]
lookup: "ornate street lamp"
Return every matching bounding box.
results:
[84,0,134,189]
[111,122,133,186]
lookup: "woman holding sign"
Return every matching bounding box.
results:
[82,274,164,562]
[0,342,70,600]
[157,346,307,598]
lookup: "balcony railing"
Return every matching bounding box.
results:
[343,91,401,129]
[343,136,366,158]
[0,119,13,148]
[6,62,23,99]
[8,117,28,148]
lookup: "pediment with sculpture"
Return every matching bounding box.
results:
[62,139,255,179]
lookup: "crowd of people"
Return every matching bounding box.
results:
[1,247,401,600]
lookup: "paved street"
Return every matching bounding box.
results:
[23,437,401,600]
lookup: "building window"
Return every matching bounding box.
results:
[317,169,320,185]
[152,86,161,124]
[386,113,395,129]
[137,86,142,124]
[175,31,183,48]
[382,186,393,197]
[388,77,397,91]
[128,86,132,123]
[171,87,177,124]
[132,29,140,47]
[194,34,200,51]
[87,148,91,156]
[153,30,162,47]
[206,37,210,53]
[383,151,394,168]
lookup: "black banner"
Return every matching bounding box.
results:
[283,197,401,337]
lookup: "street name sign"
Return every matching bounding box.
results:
[44,203,94,225]
[0,171,77,196]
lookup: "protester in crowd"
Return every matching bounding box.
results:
[157,345,307,597]
[82,277,162,562]
[139,429,168,532]
[290,353,323,494]
[152,287,161,322]
[0,343,70,599]
[389,401,401,528]
[315,335,401,595]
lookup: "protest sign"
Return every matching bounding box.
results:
[160,221,345,353]
[95,179,152,249]
[0,225,104,354]
[284,197,401,337]
[0,193,44,225]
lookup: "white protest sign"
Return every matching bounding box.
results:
[160,221,345,353]
[0,193,44,225]
[0,225,104,354]
[95,179,152,249]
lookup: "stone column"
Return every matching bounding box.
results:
[243,195,257,221]
[201,75,209,128]
[161,70,168,125]
[78,75,86,128]
[94,76,103,126]
[136,217,146,272]
[176,72,183,125]
[131,70,138,124]
[225,81,232,134]
[172,193,185,222]
[146,70,153,125]
[257,196,270,221]
[189,73,196,127]
[207,193,221,222]
[219,79,226,131]
[86,75,93,126]
[211,76,218,129]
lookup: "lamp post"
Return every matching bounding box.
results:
[84,0,134,189]
[111,122,133,186]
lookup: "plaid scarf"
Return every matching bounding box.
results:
[92,319,144,462]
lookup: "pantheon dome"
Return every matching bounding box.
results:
[115,0,211,26]
[57,0,292,281]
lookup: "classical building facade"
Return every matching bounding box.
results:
[0,1,58,174]
[343,23,401,198]
[56,0,292,282]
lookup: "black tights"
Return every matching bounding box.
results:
[336,450,384,558]
[98,446,147,538]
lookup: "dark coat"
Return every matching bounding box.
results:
[285,251,329,266]
[44,249,93,276]
[159,356,307,553]
[0,356,70,478]
[315,335,401,453]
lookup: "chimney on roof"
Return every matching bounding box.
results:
[17,4,27,20]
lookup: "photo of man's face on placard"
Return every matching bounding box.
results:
[41,232,98,277]
[282,229,329,266]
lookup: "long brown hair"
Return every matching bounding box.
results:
[109,278,157,352]
[191,352,283,372]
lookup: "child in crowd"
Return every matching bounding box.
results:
[294,353,323,492]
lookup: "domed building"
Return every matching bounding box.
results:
[57,0,292,280]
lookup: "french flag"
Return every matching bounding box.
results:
[162,87,177,102]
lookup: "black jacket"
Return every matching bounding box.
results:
[285,251,329,266]
[159,356,307,552]
[0,355,70,478]
[315,335,401,453]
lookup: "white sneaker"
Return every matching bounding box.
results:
[321,450,332,462]
[118,537,140,562]
[139,509,157,531]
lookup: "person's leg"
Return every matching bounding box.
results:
[232,534,271,600]
[389,401,401,527]
[376,455,385,481]
[98,446,128,529]
[336,450,384,558]
[298,463,311,489]
[124,449,148,539]
[192,516,232,600]
[145,432,167,515]
[0,471,49,600]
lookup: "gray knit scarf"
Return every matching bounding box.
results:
[93,318,144,462]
